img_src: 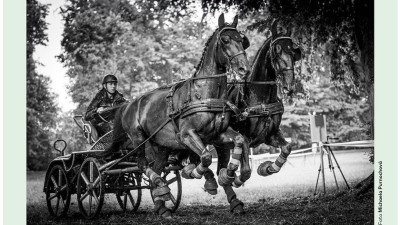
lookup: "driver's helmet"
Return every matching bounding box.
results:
[102,74,118,84]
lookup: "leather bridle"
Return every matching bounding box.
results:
[215,27,247,74]
[268,36,300,76]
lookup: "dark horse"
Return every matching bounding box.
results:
[103,14,252,217]
[214,21,303,201]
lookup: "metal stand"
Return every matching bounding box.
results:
[325,144,350,190]
[314,140,350,195]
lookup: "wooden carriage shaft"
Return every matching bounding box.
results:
[102,164,182,175]
[104,166,142,175]
[109,186,150,191]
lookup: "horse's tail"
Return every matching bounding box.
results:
[107,103,129,153]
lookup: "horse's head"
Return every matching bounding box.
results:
[269,20,302,97]
[215,14,250,81]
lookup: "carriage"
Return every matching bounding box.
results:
[43,113,183,219]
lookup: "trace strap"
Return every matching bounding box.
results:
[240,101,284,118]
[227,81,277,85]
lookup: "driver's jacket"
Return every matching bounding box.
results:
[84,89,127,122]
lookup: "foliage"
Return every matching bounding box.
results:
[27,0,49,54]
[27,0,58,170]
[58,0,211,115]
[280,71,370,149]
[54,112,90,154]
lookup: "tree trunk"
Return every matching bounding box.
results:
[354,0,374,139]
[354,172,374,197]
[352,0,374,194]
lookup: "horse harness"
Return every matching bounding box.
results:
[225,81,285,145]
[166,73,242,143]
[228,81,284,121]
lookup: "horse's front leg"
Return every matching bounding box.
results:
[215,143,244,214]
[257,132,292,176]
[139,143,172,218]
[217,128,252,187]
[180,129,218,195]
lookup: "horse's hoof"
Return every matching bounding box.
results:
[232,175,244,188]
[152,185,171,199]
[204,177,218,195]
[207,189,218,195]
[218,168,235,187]
[230,199,244,214]
[257,161,274,177]
[158,207,172,219]
[240,170,252,182]
[181,164,196,179]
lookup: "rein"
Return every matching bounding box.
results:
[226,80,284,121]
[227,81,277,85]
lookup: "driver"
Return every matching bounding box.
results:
[85,74,127,137]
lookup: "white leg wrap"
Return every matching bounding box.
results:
[230,158,241,166]
[277,155,287,164]
[233,146,242,154]
[271,163,281,172]
[191,167,203,179]
[271,155,287,172]
[145,168,159,182]
[230,146,242,167]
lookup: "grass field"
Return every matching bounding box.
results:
[27,149,373,224]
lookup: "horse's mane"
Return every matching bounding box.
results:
[248,36,273,81]
[193,27,220,76]
[153,79,186,91]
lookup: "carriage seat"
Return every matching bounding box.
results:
[83,120,99,144]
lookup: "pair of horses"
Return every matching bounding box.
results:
[104,14,301,218]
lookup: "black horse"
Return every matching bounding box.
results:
[103,14,252,217]
[214,21,302,206]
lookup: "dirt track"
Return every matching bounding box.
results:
[28,190,373,225]
[27,150,373,224]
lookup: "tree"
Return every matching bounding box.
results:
[27,0,58,170]
[280,69,370,149]
[58,0,214,114]
[55,111,89,154]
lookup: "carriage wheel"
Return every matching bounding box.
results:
[77,157,105,219]
[45,165,71,218]
[151,170,182,212]
[115,172,142,212]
